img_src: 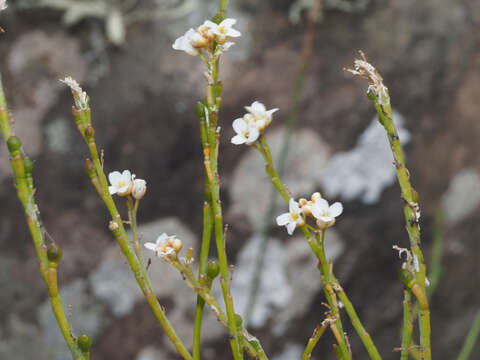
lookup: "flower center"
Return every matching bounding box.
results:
[117,181,126,188]
[219,25,225,34]
[291,212,299,221]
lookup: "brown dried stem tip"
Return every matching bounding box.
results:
[345,50,390,106]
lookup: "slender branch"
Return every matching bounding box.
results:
[457,310,480,360]
[254,137,351,359]
[245,0,320,325]
[348,56,431,359]
[72,106,192,360]
[0,77,87,360]
[302,324,327,360]
[169,258,269,359]
[400,290,414,360]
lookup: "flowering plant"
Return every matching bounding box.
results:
[2,1,478,360]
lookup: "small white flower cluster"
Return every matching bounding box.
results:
[172,18,241,57]
[60,76,88,110]
[108,170,147,200]
[276,192,343,235]
[347,51,390,106]
[144,233,183,260]
[0,0,7,11]
[231,101,278,145]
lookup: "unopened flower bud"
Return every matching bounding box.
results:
[77,334,92,352]
[132,178,147,200]
[168,237,183,253]
[299,198,308,207]
[84,158,95,177]
[311,192,322,202]
[108,221,119,232]
[84,125,95,139]
[47,243,63,263]
[206,260,220,280]
[7,136,21,154]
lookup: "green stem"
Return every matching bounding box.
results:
[316,230,381,360]
[254,137,351,359]
[0,78,87,360]
[219,0,228,19]
[203,48,242,360]
[400,290,414,360]
[369,93,430,360]
[75,109,192,360]
[302,324,327,360]
[245,3,319,324]
[126,196,144,267]
[192,199,213,359]
[457,310,480,360]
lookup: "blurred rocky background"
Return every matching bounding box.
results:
[0,0,479,359]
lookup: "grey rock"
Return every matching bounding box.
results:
[0,315,48,360]
[272,343,304,360]
[231,230,343,330]
[136,346,169,360]
[441,169,480,225]
[321,110,410,204]
[230,127,332,231]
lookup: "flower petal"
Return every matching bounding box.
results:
[121,170,132,181]
[108,171,121,185]
[221,18,237,28]
[312,198,329,219]
[276,213,291,226]
[156,233,168,244]
[232,118,247,133]
[286,222,296,235]
[329,202,343,218]
[289,198,300,213]
[108,186,117,195]
[231,134,246,145]
[266,108,279,116]
[245,127,259,144]
[144,242,157,251]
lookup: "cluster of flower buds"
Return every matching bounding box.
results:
[172,18,241,57]
[144,233,183,261]
[276,192,343,235]
[108,170,147,200]
[231,101,278,145]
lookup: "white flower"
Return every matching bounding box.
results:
[60,76,88,110]
[0,0,7,11]
[144,233,182,259]
[132,178,147,200]
[276,198,305,235]
[108,170,133,196]
[244,101,278,131]
[231,117,260,145]
[311,198,343,229]
[203,18,241,42]
[172,28,206,56]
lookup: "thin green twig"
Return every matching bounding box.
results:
[245,0,320,326]
[457,310,480,360]
[0,76,87,360]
